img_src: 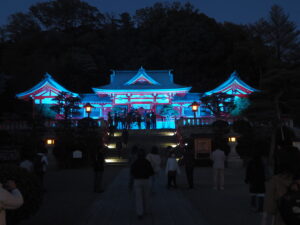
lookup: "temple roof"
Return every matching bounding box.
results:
[205,71,259,96]
[16,73,78,99]
[93,67,191,93]
[80,94,112,103]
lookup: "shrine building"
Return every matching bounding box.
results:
[16,67,258,128]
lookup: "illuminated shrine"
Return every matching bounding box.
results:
[16,67,258,128]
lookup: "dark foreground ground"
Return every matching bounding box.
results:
[19,165,261,225]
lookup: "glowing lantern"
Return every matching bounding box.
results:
[84,103,93,117]
[46,138,55,145]
[190,101,199,119]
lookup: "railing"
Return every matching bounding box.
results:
[0,118,108,131]
[176,117,217,127]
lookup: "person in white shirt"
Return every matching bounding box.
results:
[19,159,34,172]
[211,148,226,190]
[165,152,180,189]
[0,180,24,225]
[146,146,161,193]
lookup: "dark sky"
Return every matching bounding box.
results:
[0,0,299,27]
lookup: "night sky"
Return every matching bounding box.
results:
[0,0,299,27]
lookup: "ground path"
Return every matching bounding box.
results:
[81,166,261,225]
[19,165,262,225]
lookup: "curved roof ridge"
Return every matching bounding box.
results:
[205,71,259,95]
[16,72,78,98]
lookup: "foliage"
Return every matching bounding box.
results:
[29,0,104,31]
[159,104,179,117]
[50,91,81,121]
[230,97,250,116]
[211,120,229,135]
[251,5,300,63]
[201,93,235,118]
[0,164,43,225]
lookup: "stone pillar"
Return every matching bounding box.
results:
[227,141,243,168]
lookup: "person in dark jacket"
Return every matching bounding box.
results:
[93,148,105,193]
[182,147,195,189]
[131,149,154,219]
[245,152,266,212]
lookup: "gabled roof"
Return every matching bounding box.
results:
[16,73,78,99]
[93,67,191,94]
[205,71,259,96]
[125,67,160,85]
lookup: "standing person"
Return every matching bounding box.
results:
[19,145,34,172]
[145,113,151,129]
[182,147,195,189]
[131,149,154,219]
[0,180,24,225]
[137,113,142,129]
[245,152,266,212]
[151,112,156,129]
[210,147,226,190]
[261,146,300,225]
[121,129,129,148]
[34,151,48,189]
[165,152,181,189]
[93,148,105,193]
[146,146,161,193]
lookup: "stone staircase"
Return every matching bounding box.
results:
[104,129,178,165]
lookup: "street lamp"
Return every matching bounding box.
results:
[46,138,55,145]
[84,103,93,118]
[190,101,199,119]
[226,129,242,168]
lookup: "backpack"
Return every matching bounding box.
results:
[277,181,300,225]
[34,154,45,174]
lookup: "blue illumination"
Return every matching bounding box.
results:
[231,97,250,116]
[205,71,259,96]
[125,67,160,85]
[16,73,78,98]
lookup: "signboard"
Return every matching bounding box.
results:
[72,150,82,159]
[0,148,19,162]
[194,138,211,158]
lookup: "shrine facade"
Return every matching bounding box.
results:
[16,67,258,128]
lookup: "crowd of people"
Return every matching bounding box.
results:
[107,109,157,130]
[2,139,300,225]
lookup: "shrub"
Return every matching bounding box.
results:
[0,164,43,225]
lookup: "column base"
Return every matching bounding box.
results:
[227,155,243,168]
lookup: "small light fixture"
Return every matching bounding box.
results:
[84,103,93,117]
[228,137,236,143]
[46,138,55,145]
[191,101,199,112]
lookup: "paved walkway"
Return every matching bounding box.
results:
[81,167,261,225]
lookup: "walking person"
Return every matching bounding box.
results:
[182,147,195,189]
[261,146,300,225]
[93,148,105,193]
[0,180,24,225]
[245,152,266,212]
[146,146,161,193]
[131,149,154,219]
[165,152,181,189]
[210,147,226,190]
[128,145,138,191]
